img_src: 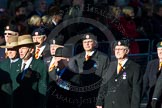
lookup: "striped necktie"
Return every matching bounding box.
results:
[49,63,55,72]
[21,63,26,72]
[85,52,90,61]
[117,63,122,74]
[159,62,162,71]
[49,57,55,72]
[35,48,40,59]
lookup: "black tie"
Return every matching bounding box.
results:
[21,63,26,72]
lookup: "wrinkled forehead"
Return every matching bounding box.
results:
[32,35,45,37]
[7,48,18,51]
[50,44,63,48]
[83,39,94,42]
[4,30,17,35]
[115,45,128,49]
[157,47,162,50]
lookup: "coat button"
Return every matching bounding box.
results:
[113,90,116,92]
[115,79,117,82]
[112,101,115,104]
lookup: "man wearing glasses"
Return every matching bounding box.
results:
[3,24,19,60]
[96,40,142,108]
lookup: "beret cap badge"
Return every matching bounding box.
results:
[53,40,55,44]
[118,41,121,45]
[6,26,10,30]
[86,35,90,39]
[35,32,39,36]
[156,41,162,48]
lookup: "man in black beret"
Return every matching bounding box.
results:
[3,24,19,59]
[96,39,142,108]
[31,27,50,60]
[143,41,162,108]
[71,32,110,108]
[4,24,19,43]
[43,37,64,70]
[46,45,78,108]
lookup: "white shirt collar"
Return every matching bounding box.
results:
[86,50,95,56]
[21,57,33,70]
[118,58,128,66]
[10,58,19,63]
[52,20,57,26]
[36,45,46,58]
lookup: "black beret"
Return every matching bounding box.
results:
[49,37,64,46]
[5,24,19,32]
[157,41,162,48]
[113,40,130,48]
[32,27,46,36]
[55,44,73,58]
[82,33,97,41]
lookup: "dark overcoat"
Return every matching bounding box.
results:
[97,59,142,108]
[151,61,162,108]
[143,59,160,108]
[10,58,47,108]
[0,59,12,108]
[72,50,110,108]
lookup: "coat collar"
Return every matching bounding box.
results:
[78,50,99,59]
[115,59,131,76]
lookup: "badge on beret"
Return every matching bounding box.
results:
[118,41,121,45]
[86,35,90,39]
[35,32,39,36]
[161,42,162,46]
[52,40,55,44]
[6,26,9,30]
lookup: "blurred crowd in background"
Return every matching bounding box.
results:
[0,0,162,55]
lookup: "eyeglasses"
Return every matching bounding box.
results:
[4,33,14,36]
[4,32,17,36]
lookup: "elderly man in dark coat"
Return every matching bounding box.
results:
[96,40,142,108]
[46,45,78,108]
[143,41,162,108]
[71,33,110,108]
[150,41,162,108]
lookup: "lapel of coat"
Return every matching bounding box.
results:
[116,60,131,77]
[154,59,159,72]
[105,61,118,82]
[29,58,36,70]
[77,52,86,73]
[154,59,160,78]
[42,43,50,56]
[15,59,22,73]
